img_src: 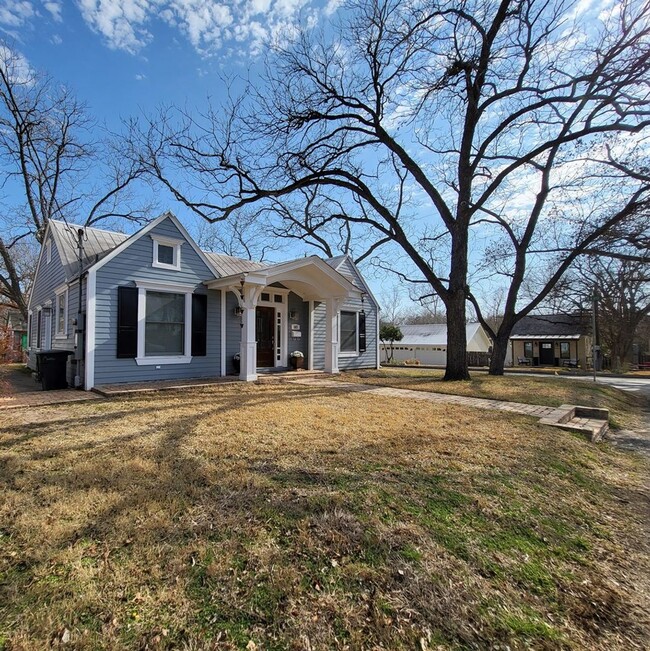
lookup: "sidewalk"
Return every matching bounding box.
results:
[292,377,558,418]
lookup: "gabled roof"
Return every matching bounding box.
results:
[49,220,128,280]
[395,323,489,349]
[325,253,379,307]
[47,213,266,281]
[510,313,589,338]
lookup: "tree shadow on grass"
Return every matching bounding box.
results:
[1,382,648,649]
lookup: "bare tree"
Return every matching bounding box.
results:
[548,255,650,371]
[0,44,151,317]
[129,0,650,380]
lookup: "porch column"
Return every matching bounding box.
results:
[239,284,263,381]
[324,297,341,374]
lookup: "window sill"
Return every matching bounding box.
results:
[54,334,68,339]
[152,261,181,271]
[339,351,359,358]
[135,355,193,365]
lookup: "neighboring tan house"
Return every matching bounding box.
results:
[382,323,492,366]
[26,212,379,390]
[0,305,27,362]
[508,314,591,368]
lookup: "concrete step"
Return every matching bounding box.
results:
[538,404,609,442]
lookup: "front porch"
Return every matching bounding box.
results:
[207,256,362,382]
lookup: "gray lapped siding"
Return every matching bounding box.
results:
[27,231,79,383]
[92,218,222,385]
[311,256,379,370]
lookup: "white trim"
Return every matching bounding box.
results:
[85,270,96,390]
[308,300,314,371]
[87,211,220,279]
[46,239,52,264]
[375,307,381,369]
[135,279,197,293]
[256,291,288,368]
[339,309,360,357]
[136,356,193,366]
[27,310,33,348]
[27,222,53,312]
[135,285,193,365]
[54,285,69,337]
[152,234,183,271]
[220,290,226,376]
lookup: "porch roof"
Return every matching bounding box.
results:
[204,255,362,300]
[510,334,582,340]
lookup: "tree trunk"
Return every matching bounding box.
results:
[444,289,470,380]
[489,330,512,375]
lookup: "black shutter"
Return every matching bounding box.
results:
[358,312,367,353]
[117,286,138,358]
[191,293,208,356]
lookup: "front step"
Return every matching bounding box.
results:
[255,370,330,384]
[538,404,609,442]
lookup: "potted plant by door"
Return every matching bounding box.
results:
[290,350,304,370]
[233,353,240,374]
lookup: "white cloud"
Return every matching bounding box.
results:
[73,0,340,58]
[135,72,146,80]
[0,0,35,27]
[43,0,62,21]
[77,0,153,53]
[50,33,62,44]
[0,43,33,83]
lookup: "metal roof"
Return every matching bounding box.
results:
[203,252,268,276]
[510,334,581,340]
[49,220,129,280]
[396,323,488,348]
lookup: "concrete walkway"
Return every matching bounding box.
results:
[0,364,101,410]
[292,377,557,418]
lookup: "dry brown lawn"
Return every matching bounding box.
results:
[1,382,648,650]
[337,368,646,429]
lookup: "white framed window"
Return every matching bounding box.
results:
[151,235,183,271]
[135,280,193,365]
[340,310,359,357]
[46,239,52,264]
[55,286,68,337]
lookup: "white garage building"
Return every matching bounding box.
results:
[382,323,492,365]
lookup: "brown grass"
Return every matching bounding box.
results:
[1,382,648,650]
[337,368,647,429]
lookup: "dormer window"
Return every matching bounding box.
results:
[152,235,182,271]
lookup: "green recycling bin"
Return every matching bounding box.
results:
[35,350,72,390]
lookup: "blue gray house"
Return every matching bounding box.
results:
[26,212,379,390]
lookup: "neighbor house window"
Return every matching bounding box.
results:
[340,311,358,355]
[145,291,185,356]
[560,342,570,359]
[151,235,182,271]
[523,341,533,358]
[55,287,68,337]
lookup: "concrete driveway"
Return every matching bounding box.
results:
[0,363,40,396]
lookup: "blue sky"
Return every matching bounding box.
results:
[4,1,339,129]
[1,1,411,296]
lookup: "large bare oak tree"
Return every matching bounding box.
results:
[129,0,650,379]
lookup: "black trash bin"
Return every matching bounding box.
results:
[35,350,72,390]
